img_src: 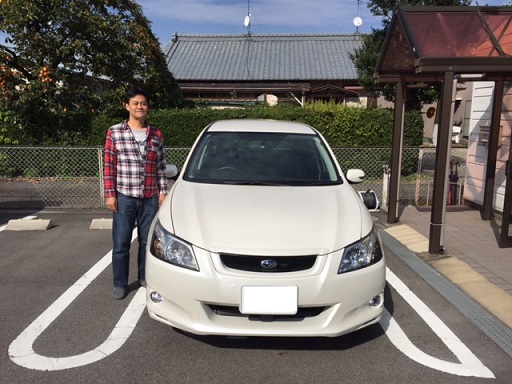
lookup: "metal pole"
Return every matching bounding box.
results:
[415,148,424,205]
[387,80,405,224]
[98,148,105,208]
[429,72,456,254]
[382,165,390,209]
[482,80,504,220]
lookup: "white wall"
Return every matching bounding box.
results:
[465,82,511,212]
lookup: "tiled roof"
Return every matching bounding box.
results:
[164,33,363,82]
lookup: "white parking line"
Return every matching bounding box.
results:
[382,268,494,378]
[7,242,495,376]
[8,229,145,371]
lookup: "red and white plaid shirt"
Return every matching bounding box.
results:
[103,121,168,199]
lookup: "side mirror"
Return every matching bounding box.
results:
[345,169,365,184]
[166,164,180,180]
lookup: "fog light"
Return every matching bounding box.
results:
[369,294,382,307]
[150,291,164,303]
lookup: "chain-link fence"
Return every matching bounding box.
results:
[0,146,467,210]
[332,146,467,208]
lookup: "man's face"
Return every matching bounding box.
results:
[125,95,149,120]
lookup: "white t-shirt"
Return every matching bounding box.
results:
[131,129,147,156]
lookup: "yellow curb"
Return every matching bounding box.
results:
[386,224,429,253]
[386,224,512,329]
[429,257,512,328]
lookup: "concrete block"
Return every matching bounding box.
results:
[90,218,113,230]
[6,219,52,231]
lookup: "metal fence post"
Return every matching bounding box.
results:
[382,165,390,209]
[98,148,104,208]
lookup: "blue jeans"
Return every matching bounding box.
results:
[112,193,159,289]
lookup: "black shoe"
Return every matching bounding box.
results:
[112,287,126,300]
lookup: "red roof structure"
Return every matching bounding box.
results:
[374,3,512,250]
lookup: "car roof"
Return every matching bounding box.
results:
[206,119,317,134]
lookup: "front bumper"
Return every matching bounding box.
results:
[146,246,385,337]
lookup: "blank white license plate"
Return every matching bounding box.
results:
[240,286,298,315]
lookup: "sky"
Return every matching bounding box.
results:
[0,1,509,49]
[137,0,511,46]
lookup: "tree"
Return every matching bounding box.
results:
[351,0,471,111]
[0,0,183,144]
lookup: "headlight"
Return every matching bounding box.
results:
[150,219,199,271]
[338,227,383,274]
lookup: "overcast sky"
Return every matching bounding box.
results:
[138,0,510,45]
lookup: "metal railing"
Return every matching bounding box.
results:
[0,146,467,210]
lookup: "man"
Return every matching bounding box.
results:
[103,88,168,300]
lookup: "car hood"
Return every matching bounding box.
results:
[163,181,370,255]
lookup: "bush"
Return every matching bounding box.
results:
[1,103,424,179]
[89,103,424,148]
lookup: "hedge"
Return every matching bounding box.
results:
[89,103,424,148]
[0,104,424,178]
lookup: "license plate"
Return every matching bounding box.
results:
[240,286,298,315]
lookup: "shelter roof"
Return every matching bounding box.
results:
[375,3,512,82]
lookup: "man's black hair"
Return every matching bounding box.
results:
[124,88,150,104]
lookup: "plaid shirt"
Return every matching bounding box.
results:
[103,121,169,199]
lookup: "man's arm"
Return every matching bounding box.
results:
[104,128,118,212]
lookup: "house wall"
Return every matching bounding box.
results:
[464,81,512,212]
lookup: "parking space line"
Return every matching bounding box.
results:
[7,231,495,376]
[382,268,494,378]
[8,229,145,371]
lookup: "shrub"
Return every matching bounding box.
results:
[2,103,424,179]
[88,103,424,148]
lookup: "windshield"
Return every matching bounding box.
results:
[183,131,341,186]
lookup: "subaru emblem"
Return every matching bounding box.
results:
[261,259,278,269]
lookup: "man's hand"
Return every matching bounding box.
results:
[159,193,167,207]
[106,196,117,213]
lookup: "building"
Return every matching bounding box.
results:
[163,33,368,107]
[465,81,512,215]
[374,3,512,249]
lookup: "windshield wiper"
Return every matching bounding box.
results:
[223,180,288,186]
[304,180,340,186]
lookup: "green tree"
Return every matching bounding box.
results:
[351,0,471,111]
[0,0,182,144]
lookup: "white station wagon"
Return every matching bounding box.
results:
[146,119,386,337]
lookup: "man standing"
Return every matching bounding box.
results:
[103,88,168,300]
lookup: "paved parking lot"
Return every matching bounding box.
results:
[1,209,511,383]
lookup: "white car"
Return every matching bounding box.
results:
[146,119,386,337]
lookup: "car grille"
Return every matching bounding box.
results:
[207,305,326,321]
[220,254,317,272]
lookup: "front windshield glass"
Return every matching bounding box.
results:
[183,131,341,186]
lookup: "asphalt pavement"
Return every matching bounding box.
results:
[373,205,512,358]
[2,201,512,360]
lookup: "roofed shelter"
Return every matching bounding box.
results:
[374,2,512,251]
